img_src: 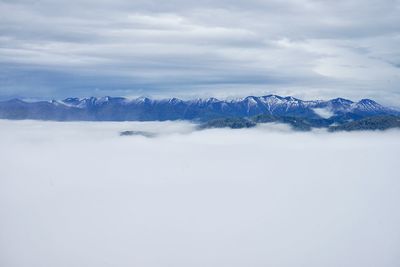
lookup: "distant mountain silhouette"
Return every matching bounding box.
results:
[0,95,398,122]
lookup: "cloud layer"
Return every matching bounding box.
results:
[0,0,400,104]
[1,120,400,267]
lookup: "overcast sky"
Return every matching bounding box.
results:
[0,0,400,104]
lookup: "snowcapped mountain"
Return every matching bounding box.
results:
[0,95,398,121]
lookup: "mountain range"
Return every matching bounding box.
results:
[0,95,398,123]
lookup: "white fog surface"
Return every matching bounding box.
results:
[0,120,399,267]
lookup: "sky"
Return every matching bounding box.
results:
[1,120,400,267]
[0,0,400,105]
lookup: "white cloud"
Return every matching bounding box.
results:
[313,107,335,119]
[0,120,400,267]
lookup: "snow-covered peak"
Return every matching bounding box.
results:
[206,97,220,103]
[134,96,152,104]
[96,96,112,104]
[243,96,258,105]
[283,96,300,102]
[329,98,354,105]
[60,97,87,108]
[352,99,384,112]
[168,97,183,104]
[259,95,287,107]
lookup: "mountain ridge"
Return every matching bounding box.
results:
[0,94,398,122]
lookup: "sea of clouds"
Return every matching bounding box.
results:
[0,120,399,267]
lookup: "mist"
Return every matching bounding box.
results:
[0,120,399,267]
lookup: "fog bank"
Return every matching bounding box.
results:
[0,120,399,267]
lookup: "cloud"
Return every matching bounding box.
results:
[313,107,335,119]
[0,0,399,104]
[0,120,400,267]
